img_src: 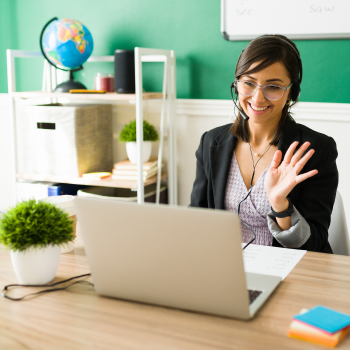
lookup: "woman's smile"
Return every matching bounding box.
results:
[248,102,272,115]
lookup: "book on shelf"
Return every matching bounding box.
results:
[111,169,162,181]
[112,165,162,178]
[112,157,164,181]
[114,157,160,171]
[111,174,159,181]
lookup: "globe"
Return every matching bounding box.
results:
[40,17,94,92]
[41,18,93,69]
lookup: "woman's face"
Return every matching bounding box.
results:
[238,61,291,126]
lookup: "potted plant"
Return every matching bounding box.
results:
[119,120,159,163]
[0,199,75,285]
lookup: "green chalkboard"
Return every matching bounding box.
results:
[1,0,350,103]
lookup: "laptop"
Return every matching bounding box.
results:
[75,197,281,320]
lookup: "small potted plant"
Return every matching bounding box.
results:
[0,199,75,285]
[119,120,159,163]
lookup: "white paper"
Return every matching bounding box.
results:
[242,244,306,280]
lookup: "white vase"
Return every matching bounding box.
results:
[126,141,152,164]
[10,245,61,285]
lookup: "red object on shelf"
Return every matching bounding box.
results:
[95,74,114,92]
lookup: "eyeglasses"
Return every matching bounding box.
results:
[234,80,293,101]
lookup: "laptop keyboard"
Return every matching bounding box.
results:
[248,289,262,304]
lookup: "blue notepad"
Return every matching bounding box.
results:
[294,306,350,334]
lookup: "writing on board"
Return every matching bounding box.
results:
[223,0,350,40]
[235,1,337,17]
[310,4,334,13]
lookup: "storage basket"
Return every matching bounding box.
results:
[17,104,113,177]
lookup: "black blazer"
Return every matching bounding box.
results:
[189,117,338,253]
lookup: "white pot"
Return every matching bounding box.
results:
[10,245,61,285]
[126,141,152,164]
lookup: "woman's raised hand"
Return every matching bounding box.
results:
[264,141,318,212]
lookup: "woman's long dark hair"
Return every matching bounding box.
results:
[230,34,301,146]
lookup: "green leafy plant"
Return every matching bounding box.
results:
[119,120,159,142]
[0,199,74,252]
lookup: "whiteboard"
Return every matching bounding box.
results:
[221,0,350,40]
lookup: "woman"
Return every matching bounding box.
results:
[189,34,338,253]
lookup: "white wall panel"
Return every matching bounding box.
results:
[0,95,13,210]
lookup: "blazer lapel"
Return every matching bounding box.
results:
[210,129,236,209]
[278,117,301,158]
[277,116,302,205]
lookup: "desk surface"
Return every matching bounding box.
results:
[1,232,350,350]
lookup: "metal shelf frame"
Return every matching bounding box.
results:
[6,48,177,206]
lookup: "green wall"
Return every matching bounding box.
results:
[0,0,17,92]
[1,0,350,102]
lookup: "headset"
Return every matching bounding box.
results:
[230,35,303,120]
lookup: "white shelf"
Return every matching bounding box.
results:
[16,172,168,190]
[12,91,163,101]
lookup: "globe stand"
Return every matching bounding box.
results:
[54,71,87,93]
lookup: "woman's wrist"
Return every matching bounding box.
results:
[270,197,289,213]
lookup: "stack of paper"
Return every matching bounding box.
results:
[112,157,163,181]
[288,306,350,347]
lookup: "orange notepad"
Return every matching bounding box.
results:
[69,89,106,94]
[82,172,111,179]
[288,308,350,347]
[288,319,349,347]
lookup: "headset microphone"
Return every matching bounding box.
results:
[230,82,249,120]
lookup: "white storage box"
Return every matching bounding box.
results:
[16,180,56,202]
[17,104,113,177]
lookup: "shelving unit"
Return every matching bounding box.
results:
[11,91,163,101]
[7,48,177,205]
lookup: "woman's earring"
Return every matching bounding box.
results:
[286,99,291,105]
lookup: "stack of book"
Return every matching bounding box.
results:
[288,306,350,347]
[112,157,163,181]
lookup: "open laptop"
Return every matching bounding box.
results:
[75,197,281,320]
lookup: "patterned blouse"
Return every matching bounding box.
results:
[224,152,311,248]
[224,152,273,245]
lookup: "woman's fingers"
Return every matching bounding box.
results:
[270,150,282,170]
[291,142,311,166]
[296,169,318,184]
[294,149,315,174]
[283,141,299,164]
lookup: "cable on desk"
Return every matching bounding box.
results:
[1,273,93,301]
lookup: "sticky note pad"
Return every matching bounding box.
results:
[82,172,111,179]
[294,306,350,334]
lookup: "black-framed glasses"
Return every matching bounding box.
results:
[234,80,293,101]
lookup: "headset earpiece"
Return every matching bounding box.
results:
[230,82,249,120]
[231,81,239,97]
[291,83,301,102]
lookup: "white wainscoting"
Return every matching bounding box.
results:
[1,95,350,228]
[0,94,13,210]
